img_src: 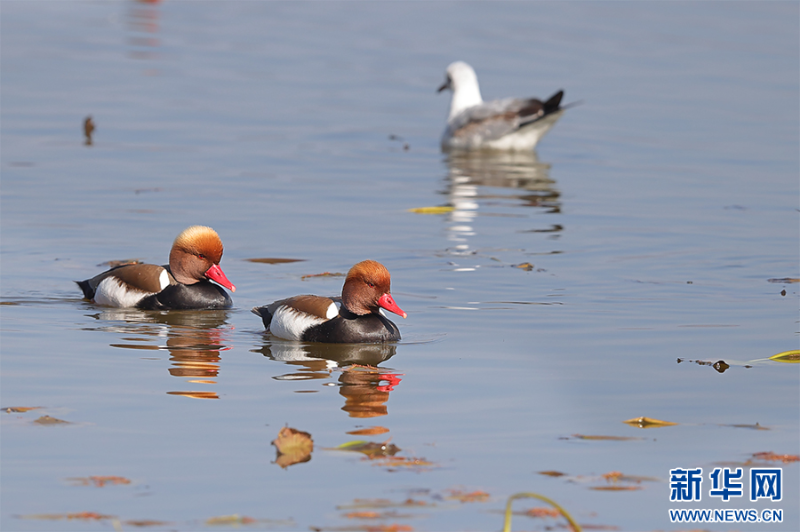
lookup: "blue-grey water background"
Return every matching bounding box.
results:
[1,1,798,531]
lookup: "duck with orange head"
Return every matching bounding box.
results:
[77,225,236,310]
[253,260,406,343]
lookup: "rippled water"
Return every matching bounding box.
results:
[2,2,798,531]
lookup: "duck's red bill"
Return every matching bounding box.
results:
[378,293,406,318]
[206,264,236,292]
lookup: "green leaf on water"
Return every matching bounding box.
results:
[407,205,454,214]
[623,416,678,428]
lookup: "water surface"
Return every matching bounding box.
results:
[2,2,798,531]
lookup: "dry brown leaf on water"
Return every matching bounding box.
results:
[337,498,429,510]
[369,455,437,472]
[301,271,345,280]
[19,512,115,521]
[123,519,172,527]
[344,511,382,519]
[166,391,218,400]
[67,476,131,487]
[767,278,800,283]
[2,406,43,413]
[522,507,560,518]
[571,434,640,441]
[244,258,305,264]
[602,471,624,482]
[445,489,490,503]
[725,423,770,430]
[312,525,414,532]
[272,426,313,468]
[513,262,534,271]
[622,416,678,428]
[590,486,643,491]
[366,525,413,532]
[751,451,799,463]
[342,510,417,520]
[538,470,566,477]
[347,426,390,436]
[33,415,70,425]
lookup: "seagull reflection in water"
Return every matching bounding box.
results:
[443,150,562,254]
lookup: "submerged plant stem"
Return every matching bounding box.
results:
[502,492,581,532]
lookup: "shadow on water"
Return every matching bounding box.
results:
[255,341,400,418]
[441,150,562,253]
[83,309,232,399]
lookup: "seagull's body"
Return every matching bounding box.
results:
[438,61,568,151]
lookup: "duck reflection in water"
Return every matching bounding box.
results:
[443,150,562,253]
[257,341,399,418]
[87,309,232,399]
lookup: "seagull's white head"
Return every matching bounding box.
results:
[438,61,483,120]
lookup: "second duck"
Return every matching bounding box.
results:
[252,260,406,343]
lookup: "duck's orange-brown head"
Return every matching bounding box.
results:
[169,226,235,292]
[341,260,406,318]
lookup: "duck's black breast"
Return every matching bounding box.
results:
[137,281,232,310]
[302,311,400,344]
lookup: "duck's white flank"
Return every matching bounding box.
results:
[269,301,339,341]
[92,270,169,308]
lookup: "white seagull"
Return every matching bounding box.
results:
[438,61,571,151]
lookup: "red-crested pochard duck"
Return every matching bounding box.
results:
[252,260,406,343]
[77,225,236,310]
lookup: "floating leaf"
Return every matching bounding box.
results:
[590,485,642,491]
[206,514,257,525]
[769,350,800,363]
[347,426,390,436]
[372,456,436,471]
[244,258,305,264]
[123,519,172,527]
[19,512,115,521]
[33,415,70,425]
[751,452,799,463]
[767,278,799,283]
[67,476,131,487]
[337,498,429,510]
[407,206,454,214]
[522,507,560,518]
[622,416,678,428]
[445,490,490,503]
[3,406,43,413]
[571,434,639,441]
[272,427,313,468]
[538,470,566,477]
[513,262,534,271]
[724,423,770,431]
[334,440,400,458]
[166,391,218,400]
[344,511,382,519]
[301,271,345,280]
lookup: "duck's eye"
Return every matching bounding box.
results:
[197,253,205,260]
[366,282,375,288]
